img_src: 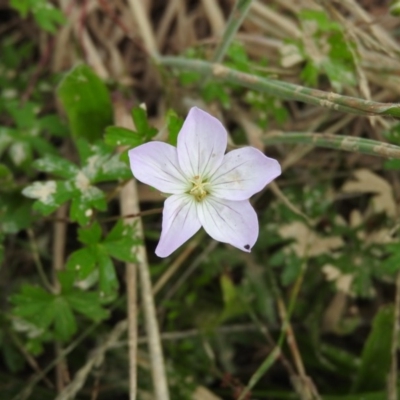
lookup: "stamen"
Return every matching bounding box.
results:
[189,176,210,201]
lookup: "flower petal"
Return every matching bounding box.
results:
[177,107,227,178]
[197,197,258,252]
[210,147,281,200]
[129,142,189,194]
[156,194,201,257]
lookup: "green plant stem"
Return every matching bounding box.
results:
[158,57,400,118]
[263,132,400,159]
[211,0,253,64]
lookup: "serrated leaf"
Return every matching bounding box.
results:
[58,64,113,142]
[102,220,139,262]
[69,188,106,225]
[167,111,183,146]
[78,222,102,245]
[33,3,66,33]
[65,290,109,322]
[11,285,56,330]
[95,154,131,182]
[131,107,157,140]
[97,253,118,301]
[75,139,131,182]
[53,297,76,341]
[23,180,73,216]
[33,154,79,179]
[58,270,75,293]
[66,247,97,279]
[104,126,143,147]
[11,284,94,342]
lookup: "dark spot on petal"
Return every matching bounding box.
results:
[244,244,250,250]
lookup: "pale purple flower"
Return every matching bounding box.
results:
[128,107,281,258]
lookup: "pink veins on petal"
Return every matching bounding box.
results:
[128,106,281,258]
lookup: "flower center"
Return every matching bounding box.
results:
[189,175,210,202]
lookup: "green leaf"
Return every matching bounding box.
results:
[94,153,131,183]
[78,222,102,245]
[33,154,79,179]
[104,126,143,148]
[57,64,113,142]
[0,193,32,233]
[219,274,247,322]
[75,139,131,183]
[37,114,68,137]
[4,101,38,129]
[131,107,158,140]
[65,290,109,322]
[202,81,230,108]
[0,165,14,195]
[97,253,119,301]
[352,305,394,392]
[58,270,75,293]
[11,285,55,330]
[33,2,66,34]
[69,189,107,226]
[2,341,26,373]
[53,297,77,341]
[23,180,73,216]
[166,110,183,146]
[300,9,341,32]
[66,247,97,279]
[0,128,12,155]
[10,0,65,33]
[9,141,32,167]
[10,0,30,16]
[381,243,400,275]
[102,220,139,263]
[69,184,106,226]
[11,284,103,342]
[28,136,58,156]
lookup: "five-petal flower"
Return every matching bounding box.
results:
[128,107,281,257]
